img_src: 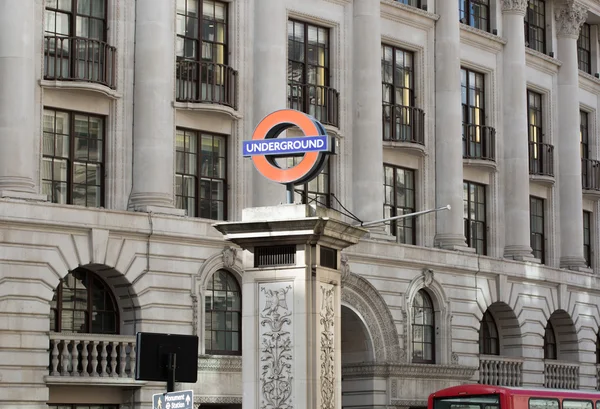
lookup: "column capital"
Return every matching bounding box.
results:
[501,0,528,15]
[555,1,588,39]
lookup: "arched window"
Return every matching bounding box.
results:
[50,269,118,334]
[596,332,600,364]
[412,289,435,364]
[479,310,499,355]
[205,270,241,355]
[544,321,557,360]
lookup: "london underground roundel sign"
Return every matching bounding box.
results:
[242,109,334,185]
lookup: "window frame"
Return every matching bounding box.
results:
[584,210,592,268]
[395,0,422,7]
[204,270,242,356]
[50,269,119,334]
[463,181,487,255]
[544,320,557,360]
[381,44,415,108]
[176,0,229,64]
[287,19,331,89]
[411,289,435,364]
[578,23,592,74]
[42,107,106,208]
[530,196,546,263]
[175,127,228,221]
[524,0,546,54]
[384,164,417,245]
[288,157,331,208]
[44,0,109,41]
[581,110,589,159]
[459,0,491,33]
[479,310,499,355]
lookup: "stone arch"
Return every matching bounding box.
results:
[51,263,139,336]
[341,271,401,362]
[341,305,375,364]
[404,268,452,364]
[546,309,579,361]
[194,246,244,352]
[480,301,523,357]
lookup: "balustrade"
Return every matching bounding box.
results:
[479,356,522,387]
[48,332,136,379]
[463,124,496,161]
[176,60,238,109]
[582,158,600,191]
[544,361,579,389]
[529,142,554,177]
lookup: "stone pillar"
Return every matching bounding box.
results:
[555,1,588,269]
[434,0,468,250]
[214,205,367,409]
[251,0,287,206]
[501,0,534,260]
[129,1,182,214]
[352,0,384,227]
[0,0,44,200]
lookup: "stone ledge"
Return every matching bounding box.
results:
[44,376,146,386]
[40,79,121,99]
[341,362,477,379]
[0,190,47,201]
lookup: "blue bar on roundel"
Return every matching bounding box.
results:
[242,135,330,157]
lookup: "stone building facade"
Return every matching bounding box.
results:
[2,0,600,408]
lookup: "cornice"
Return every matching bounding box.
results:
[40,79,122,99]
[173,102,242,120]
[460,24,507,54]
[323,0,351,5]
[198,355,242,372]
[341,362,477,379]
[195,396,242,404]
[381,0,438,30]
[525,48,562,75]
[579,71,600,94]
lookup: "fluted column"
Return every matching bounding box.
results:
[501,0,534,260]
[251,0,287,206]
[555,0,588,269]
[434,0,468,249]
[352,0,384,227]
[0,0,44,200]
[129,0,182,214]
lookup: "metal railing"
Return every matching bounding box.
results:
[287,82,340,128]
[463,124,496,161]
[44,35,116,89]
[176,59,238,109]
[582,158,600,191]
[529,142,554,177]
[382,104,425,145]
[48,332,136,378]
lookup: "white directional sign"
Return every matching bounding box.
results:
[152,390,194,409]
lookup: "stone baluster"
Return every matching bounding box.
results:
[71,341,79,376]
[100,342,108,376]
[110,342,118,377]
[352,0,385,230]
[129,343,136,378]
[434,0,469,250]
[119,342,127,376]
[501,0,534,259]
[555,0,589,270]
[81,340,89,377]
[50,340,59,376]
[91,342,99,377]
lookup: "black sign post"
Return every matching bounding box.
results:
[135,332,199,393]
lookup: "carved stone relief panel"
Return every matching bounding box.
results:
[320,283,335,409]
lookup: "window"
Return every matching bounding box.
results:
[282,156,331,207]
[176,0,230,104]
[563,401,593,409]
[530,196,545,263]
[479,310,499,355]
[581,110,589,159]
[42,108,104,207]
[395,0,421,7]
[461,68,487,159]
[584,211,592,268]
[44,0,113,86]
[175,129,227,220]
[382,45,422,142]
[596,332,600,364]
[464,181,487,255]
[530,399,559,409]
[528,90,551,176]
[528,91,543,144]
[578,23,591,74]
[50,269,118,334]
[384,165,416,245]
[205,270,241,355]
[412,289,434,364]
[543,321,557,359]
[287,20,333,124]
[525,0,546,53]
[459,0,490,32]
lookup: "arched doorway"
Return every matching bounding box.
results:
[342,305,376,409]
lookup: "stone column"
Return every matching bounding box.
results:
[555,0,588,269]
[352,0,385,227]
[501,0,535,260]
[0,0,44,200]
[129,1,182,214]
[251,0,287,206]
[434,0,468,250]
[214,205,367,409]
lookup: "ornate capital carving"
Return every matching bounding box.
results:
[340,254,351,284]
[501,0,528,14]
[555,1,588,39]
[222,246,237,268]
[422,268,434,287]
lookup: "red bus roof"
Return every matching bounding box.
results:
[430,384,600,400]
